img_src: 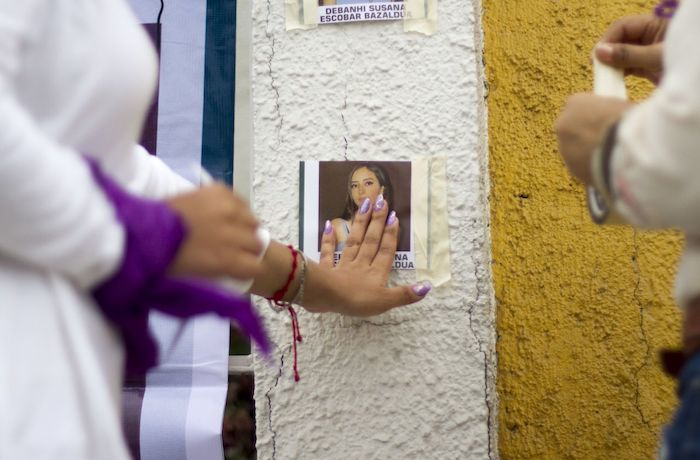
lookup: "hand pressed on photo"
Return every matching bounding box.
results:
[331,163,396,252]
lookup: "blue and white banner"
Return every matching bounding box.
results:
[123,1,253,459]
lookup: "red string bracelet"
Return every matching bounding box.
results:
[266,245,304,381]
[288,305,303,382]
[266,245,298,306]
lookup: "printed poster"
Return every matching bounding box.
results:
[317,0,405,24]
[300,160,415,270]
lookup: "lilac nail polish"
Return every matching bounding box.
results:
[387,211,397,226]
[359,197,371,214]
[324,220,333,234]
[374,194,385,211]
[412,281,432,297]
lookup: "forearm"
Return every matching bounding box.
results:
[600,1,700,232]
[109,144,195,198]
[0,3,125,287]
[0,107,125,288]
[611,88,700,232]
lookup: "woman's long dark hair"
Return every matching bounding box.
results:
[341,163,395,221]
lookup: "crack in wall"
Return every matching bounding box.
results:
[630,230,653,432]
[264,346,288,460]
[349,319,410,329]
[468,261,495,460]
[266,0,283,150]
[481,51,490,102]
[340,91,349,159]
[340,88,350,160]
[341,125,349,159]
[339,29,357,160]
[471,2,497,452]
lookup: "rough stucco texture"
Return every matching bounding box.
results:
[251,0,496,459]
[483,1,684,458]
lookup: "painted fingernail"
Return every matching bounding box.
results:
[387,210,397,226]
[324,220,333,234]
[374,194,385,211]
[595,43,613,62]
[360,197,371,214]
[412,281,432,297]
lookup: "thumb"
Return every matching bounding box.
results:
[381,281,432,311]
[595,42,660,71]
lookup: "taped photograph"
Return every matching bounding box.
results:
[300,160,414,270]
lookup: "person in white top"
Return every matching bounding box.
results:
[555,1,700,457]
[0,1,431,459]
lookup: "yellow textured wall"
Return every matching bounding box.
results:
[483,1,684,458]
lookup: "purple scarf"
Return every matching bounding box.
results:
[87,158,270,375]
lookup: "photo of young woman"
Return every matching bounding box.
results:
[313,161,411,255]
[331,164,395,251]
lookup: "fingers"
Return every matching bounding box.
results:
[166,184,265,279]
[356,195,391,265]
[338,197,373,264]
[319,219,336,269]
[221,252,264,280]
[369,211,399,280]
[601,15,654,44]
[595,42,662,73]
[223,225,264,255]
[169,234,263,280]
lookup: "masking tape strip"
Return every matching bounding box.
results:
[412,156,451,286]
[303,0,319,25]
[413,157,429,276]
[592,54,627,99]
[233,0,253,199]
[586,55,628,225]
[403,0,438,35]
[286,0,317,31]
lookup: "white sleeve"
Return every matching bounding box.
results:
[0,3,124,289]
[109,144,195,198]
[610,1,700,237]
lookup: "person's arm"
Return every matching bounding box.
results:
[0,2,125,288]
[251,198,429,316]
[0,3,264,290]
[608,1,700,235]
[555,95,633,185]
[110,144,195,198]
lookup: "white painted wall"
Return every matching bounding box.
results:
[251,0,496,458]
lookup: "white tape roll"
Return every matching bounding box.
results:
[586,53,628,225]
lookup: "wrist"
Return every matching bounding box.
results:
[590,120,619,199]
[587,120,626,225]
[281,249,303,303]
[299,261,338,313]
[261,244,305,310]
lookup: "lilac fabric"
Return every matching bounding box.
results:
[87,158,270,375]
